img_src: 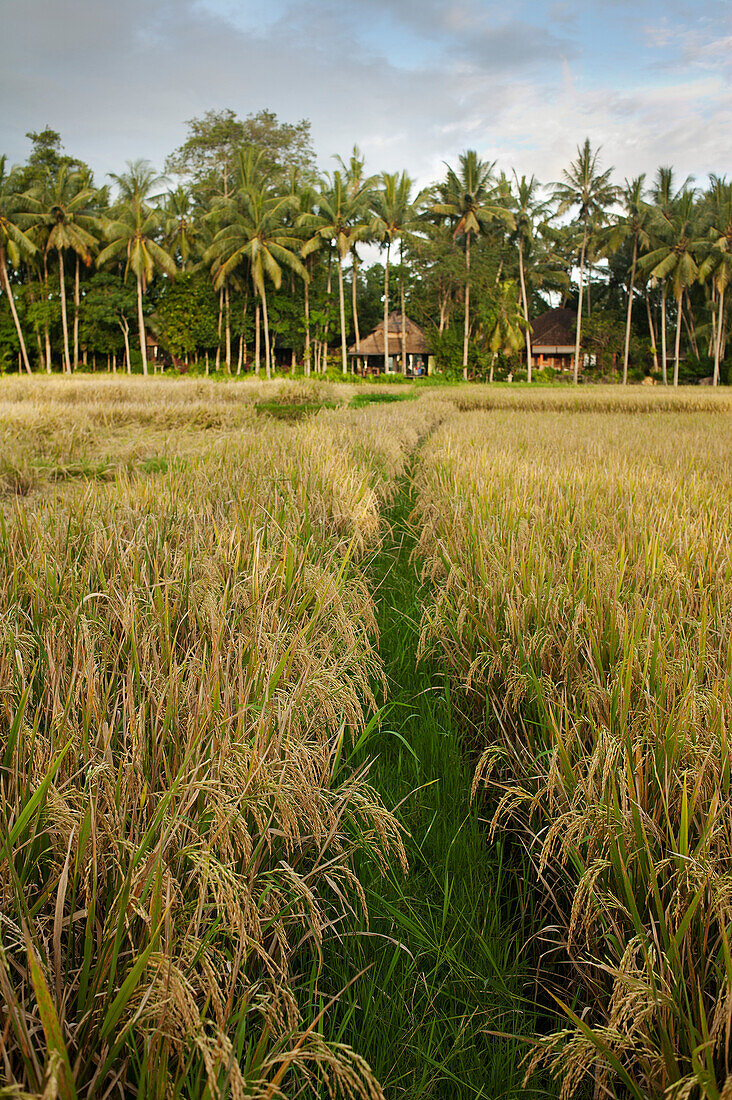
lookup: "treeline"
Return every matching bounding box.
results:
[1,112,730,384]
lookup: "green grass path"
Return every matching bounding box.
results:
[318,467,545,1099]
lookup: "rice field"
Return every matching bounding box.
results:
[415,398,732,1099]
[1,377,731,1099]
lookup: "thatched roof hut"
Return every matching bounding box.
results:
[530,308,576,371]
[349,312,430,357]
[531,308,575,349]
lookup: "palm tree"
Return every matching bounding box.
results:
[371,171,425,374]
[288,172,319,377]
[71,168,102,370]
[163,186,200,271]
[26,165,100,373]
[511,173,550,383]
[699,177,732,386]
[433,150,514,380]
[640,190,701,386]
[553,139,618,383]
[299,170,372,374]
[606,176,651,383]
[0,156,36,374]
[487,280,526,378]
[207,155,307,381]
[648,167,693,384]
[335,147,376,364]
[97,160,177,376]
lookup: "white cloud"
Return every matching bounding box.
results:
[0,0,728,194]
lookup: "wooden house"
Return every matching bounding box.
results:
[145,334,187,372]
[145,334,163,363]
[531,308,576,371]
[349,312,434,376]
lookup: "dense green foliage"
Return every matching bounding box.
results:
[1,120,731,384]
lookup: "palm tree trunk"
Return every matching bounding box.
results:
[351,252,360,368]
[238,291,247,375]
[673,292,682,387]
[254,299,261,375]
[463,233,471,381]
[717,310,726,360]
[400,241,407,374]
[73,254,80,371]
[324,250,332,363]
[708,285,717,358]
[304,271,311,377]
[261,285,272,381]
[42,254,52,372]
[660,285,668,385]
[682,290,699,359]
[337,252,347,374]
[137,275,148,376]
[622,235,638,385]
[215,287,223,372]
[224,282,231,372]
[517,238,532,383]
[573,220,587,384]
[714,285,724,386]
[439,293,448,334]
[383,242,390,375]
[120,317,132,374]
[57,248,72,374]
[0,246,33,374]
[645,289,659,374]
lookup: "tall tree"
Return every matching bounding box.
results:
[166,108,316,196]
[163,186,200,271]
[510,173,550,383]
[699,176,732,386]
[207,151,306,380]
[300,170,372,374]
[26,166,100,373]
[19,127,83,191]
[288,169,318,376]
[648,167,693,384]
[97,160,177,376]
[335,147,374,363]
[0,155,37,373]
[553,139,618,383]
[640,189,701,386]
[372,171,425,374]
[606,175,651,383]
[433,150,514,380]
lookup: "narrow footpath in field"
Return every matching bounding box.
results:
[320,458,541,1099]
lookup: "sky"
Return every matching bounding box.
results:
[1,0,730,191]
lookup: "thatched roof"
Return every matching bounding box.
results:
[349,312,430,356]
[531,308,576,350]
